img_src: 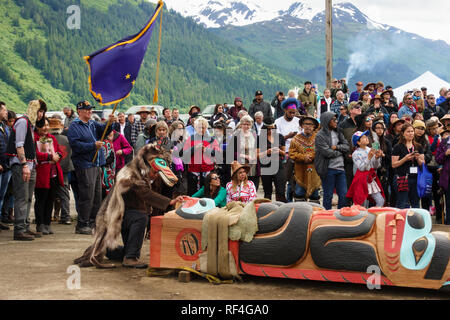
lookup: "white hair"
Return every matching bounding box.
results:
[194,116,209,130]
[288,90,296,98]
[254,111,264,118]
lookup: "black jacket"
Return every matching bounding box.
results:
[314,112,350,179]
[112,122,132,147]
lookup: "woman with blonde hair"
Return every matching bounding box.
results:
[226,161,257,204]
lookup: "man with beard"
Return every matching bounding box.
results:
[423,94,439,121]
[275,98,301,202]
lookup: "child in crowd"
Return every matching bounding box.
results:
[346,131,385,207]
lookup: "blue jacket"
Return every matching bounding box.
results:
[67,118,112,169]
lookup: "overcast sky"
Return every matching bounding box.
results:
[164,0,450,44]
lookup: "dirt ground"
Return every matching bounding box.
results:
[0,196,449,301]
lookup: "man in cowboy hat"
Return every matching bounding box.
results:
[49,116,74,225]
[289,116,321,203]
[131,106,151,147]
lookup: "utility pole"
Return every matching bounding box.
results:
[325,0,333,89]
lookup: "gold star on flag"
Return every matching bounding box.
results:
[125,73,131,79]
[132,80,136,85]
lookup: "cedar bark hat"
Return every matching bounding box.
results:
[136,106,150,114]
[48,118,64,130]
[364,82,376,90]
[231,161,250,179]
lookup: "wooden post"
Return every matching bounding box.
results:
[325,0,333,89]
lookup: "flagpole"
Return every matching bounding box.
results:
[152,1,164,103]
[92,102,119,163]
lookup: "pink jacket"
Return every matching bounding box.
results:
[111,131,133,171]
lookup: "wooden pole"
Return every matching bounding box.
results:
[325,0,333,89]
[92,102,119,163]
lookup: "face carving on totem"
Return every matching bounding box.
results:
[377,209,450,290]
[175,198,216,220]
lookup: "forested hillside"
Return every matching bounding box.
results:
[0,0,302,112]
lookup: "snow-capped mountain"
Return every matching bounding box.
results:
[164,0,392,31]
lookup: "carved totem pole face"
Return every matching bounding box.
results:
[376,209,450,290]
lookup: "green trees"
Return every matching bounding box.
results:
[9,0,300,112]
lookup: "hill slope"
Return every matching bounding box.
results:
[0,0,303,113]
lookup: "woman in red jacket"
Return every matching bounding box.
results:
[182,117,219,196]
[34,118,64,235]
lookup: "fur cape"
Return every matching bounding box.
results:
[74,143,172,268]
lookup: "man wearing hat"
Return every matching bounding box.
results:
[228,98,247,121]
[49,116,74,225]
[298,81,317,117]
[441,114,450,131]
[289,116,321,203]
[339,101,362,190]
[349,81,364,103]
[363,83,376,97]
[7,99,47,240]
[249,90,273,119]
[257,117,286,202]
[67,100,112,235]
[367,95,388,121]
[131,106,151,147]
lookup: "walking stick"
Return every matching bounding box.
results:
[92,102,119,163]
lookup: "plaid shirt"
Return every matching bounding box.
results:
[131,120,146,147]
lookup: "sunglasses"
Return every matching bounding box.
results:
[211,176,220,180]
[365,118,372,122]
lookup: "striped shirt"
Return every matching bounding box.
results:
[226,180,257,204]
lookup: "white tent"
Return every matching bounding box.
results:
[393,71,450,99]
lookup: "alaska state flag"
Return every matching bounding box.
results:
[84,1,163,105]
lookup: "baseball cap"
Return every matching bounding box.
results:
[255,90,263,96]
[352,130,370,147]
[76,100,94,110]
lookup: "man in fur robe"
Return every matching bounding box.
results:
[74,143,185,268]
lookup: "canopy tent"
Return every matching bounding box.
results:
[393,71,450,99]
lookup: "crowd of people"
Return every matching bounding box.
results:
[0,79,450,254]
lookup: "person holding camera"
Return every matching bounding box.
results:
[391,123,425,209]
[346,131,385,207]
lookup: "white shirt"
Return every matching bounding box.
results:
[119,122,126,136]
[275,116,300,152]
[254,122,263,136]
